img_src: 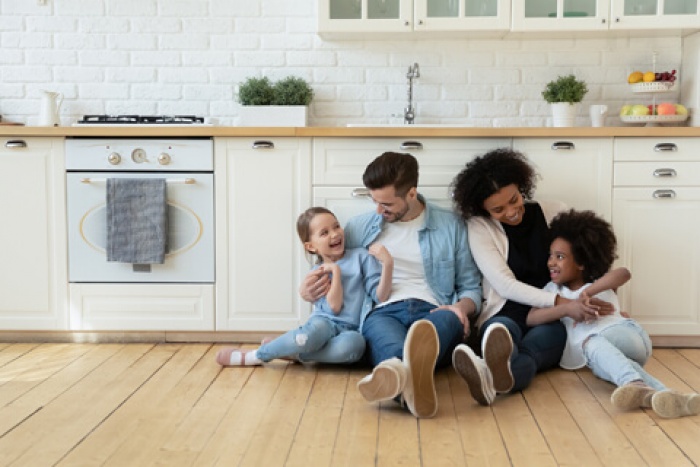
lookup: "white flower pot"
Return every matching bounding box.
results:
[237,105,308,127]
[550,102,580,127]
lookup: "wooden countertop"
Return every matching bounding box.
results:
[1,125,700,138]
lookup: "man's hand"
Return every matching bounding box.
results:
[299,268,331,302]
[431,298,474,337]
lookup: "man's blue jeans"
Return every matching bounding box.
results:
[361,299,464,368]
[481,315,566,392]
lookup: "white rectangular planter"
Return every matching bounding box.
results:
[237,105,308,127]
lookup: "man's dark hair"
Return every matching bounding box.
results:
[362,152,419,197]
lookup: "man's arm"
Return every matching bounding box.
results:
[299,268,331,303]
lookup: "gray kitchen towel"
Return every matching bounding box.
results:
[106,178,168,264]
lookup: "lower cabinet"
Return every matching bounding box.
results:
[613,138,700,339]
[0,137,68,330]
[215,137,312,331]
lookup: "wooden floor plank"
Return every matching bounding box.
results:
[0,343,41,375]
[0,343,162,466]
[448,370,512,466]
[524,369,603,466]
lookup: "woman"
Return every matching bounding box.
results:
[449,148,609,406]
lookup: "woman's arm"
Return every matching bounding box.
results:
[368,244,393,303]
[321,263,343,313]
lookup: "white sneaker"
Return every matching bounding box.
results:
[452,344,496,406]
[482,323,514,394]
[357,357,407,403]
[403,320,439,418]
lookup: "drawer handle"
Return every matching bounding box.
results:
[399,141,423,150]
[653,168,677,178]
[251,140,274,149]
[654,143,677,152]
[551,141,575,150]
[653,189,676,199]
[4,140,27,149]
[351,188,371,198]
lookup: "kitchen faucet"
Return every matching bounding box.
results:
[404,63,420,124]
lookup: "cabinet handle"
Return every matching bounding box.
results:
[351,188,371,198]
[652,189,676,199]
[251,140,274,149]
[4,140,27,149]
[399,141,423,150]
[551,141,575,150]
[654,143,677,152]
[653,168,677,178]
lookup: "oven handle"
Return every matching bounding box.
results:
[80,177,196,184]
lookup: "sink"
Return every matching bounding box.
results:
[346,123,473,128]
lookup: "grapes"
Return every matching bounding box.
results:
[652,69,678,83]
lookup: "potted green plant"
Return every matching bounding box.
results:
[542,74,588,127]
[237,75,314,127]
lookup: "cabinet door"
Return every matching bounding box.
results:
[0,138,67,330]
[513,138,613,220]
[318,0,413,34]
[512,0,610,31]
[313,137,510,186]
[610,0,699,29]
[215,138,312,331]
[414,0,510,31]
[613,187,700,336]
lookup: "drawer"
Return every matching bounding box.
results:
[614,138,700,162]
[312,137,510,186]
[614,161,700,187]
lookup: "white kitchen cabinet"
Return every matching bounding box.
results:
[613,137,700,339]
[215,137,312,332]
[0,138,68,330]
[513,138,614,220]
[512,0,699,32]
[317,0,510,34]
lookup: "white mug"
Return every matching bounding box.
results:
[590,104,608,127]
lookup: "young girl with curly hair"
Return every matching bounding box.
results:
[527,209,700,419]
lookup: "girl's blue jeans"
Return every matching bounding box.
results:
[361,299,464,368]
[481,315,567,392]
[256,314,365,364]
[583,320,665,390]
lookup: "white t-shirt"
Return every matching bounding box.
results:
[374,210,439,307]
[544,281,627,370]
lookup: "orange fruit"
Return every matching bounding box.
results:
[628,71,643,83]
[642,71,655,82]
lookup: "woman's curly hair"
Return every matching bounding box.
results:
[451,148,538,220]
[549,209,618,283]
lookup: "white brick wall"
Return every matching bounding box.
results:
[0,0,685,127]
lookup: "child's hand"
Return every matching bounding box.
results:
[369,243,393,265]
[319,263,340,277]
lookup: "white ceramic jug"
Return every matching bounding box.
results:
[39,90,63,126]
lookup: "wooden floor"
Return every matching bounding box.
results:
[1,343,700,467]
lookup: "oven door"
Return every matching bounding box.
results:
[66,172,214,283]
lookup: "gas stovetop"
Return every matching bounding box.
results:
[74,115,211,126]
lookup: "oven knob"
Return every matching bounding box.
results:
[158,153,172,165]
[108,152,121,165]
[131,148,148,163]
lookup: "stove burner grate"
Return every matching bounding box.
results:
[77,115,205,125]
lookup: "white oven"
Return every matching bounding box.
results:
[65,138,214,283]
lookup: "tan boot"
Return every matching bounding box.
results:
[357,357,407,403]
[652,390,700,418]
[611,382,656,410]
[403,320,439,418]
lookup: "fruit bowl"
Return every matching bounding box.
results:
[630,82,676,93]
[620,114,688,124]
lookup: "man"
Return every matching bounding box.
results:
[301,152,482,418]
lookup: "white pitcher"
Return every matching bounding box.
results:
[39,90,63,126]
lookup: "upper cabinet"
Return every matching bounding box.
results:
[319,0,698,34]
[318,0,511,34]
[512,0,699,32]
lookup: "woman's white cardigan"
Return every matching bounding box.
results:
[467,200,567,329]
